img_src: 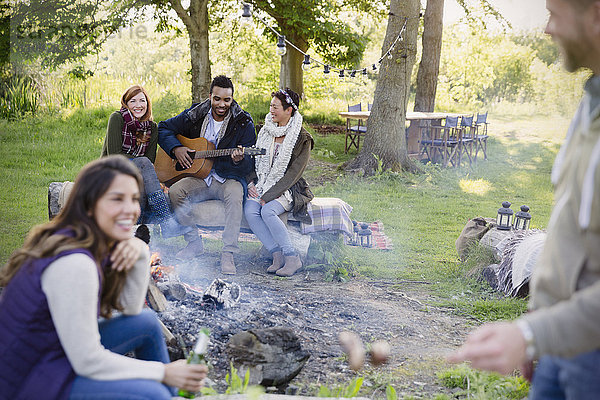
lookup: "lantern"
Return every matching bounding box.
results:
[359,223,372,248]
[496,201,513,230]
[513,205,532,231]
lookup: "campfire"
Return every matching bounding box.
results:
[145,248,395,394]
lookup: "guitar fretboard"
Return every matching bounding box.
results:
[194,148,259,159]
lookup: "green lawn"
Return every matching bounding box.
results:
[0,107,570,398]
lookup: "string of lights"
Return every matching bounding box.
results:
[239,2,410,80]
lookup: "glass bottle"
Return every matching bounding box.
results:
[178,328,210,399]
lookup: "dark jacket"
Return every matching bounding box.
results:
[0,248,95,400]
[158,99,256,182]
[249,127,314,223]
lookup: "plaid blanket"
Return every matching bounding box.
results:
[301,197,354,237]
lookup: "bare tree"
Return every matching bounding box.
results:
[414,0,444,112]
[346,0,420,174]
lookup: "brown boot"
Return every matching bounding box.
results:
[175,238,204,260]
[276,254,303,277]
[266,251,284,274]
[221,252,236,275]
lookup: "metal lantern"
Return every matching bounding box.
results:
[358,223,372,248]
[513,205,532,231]
[496,201,513,230]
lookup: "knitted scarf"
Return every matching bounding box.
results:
[254,111,303,199]
[119,107,152,157]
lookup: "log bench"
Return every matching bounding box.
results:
[48,182,352,260]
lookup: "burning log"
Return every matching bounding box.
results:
[226,327,310,388]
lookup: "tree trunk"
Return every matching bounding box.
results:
[171,0,211,102]
[414,0,444,112]
[278,36,308,97]
[346,0,420,174]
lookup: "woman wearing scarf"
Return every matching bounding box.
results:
[245,88,314,277]
[101,85,189,238]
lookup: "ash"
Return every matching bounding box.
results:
[151,244,467,396]
[154,246,386,393]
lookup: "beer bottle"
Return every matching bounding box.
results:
[178,328,210,399]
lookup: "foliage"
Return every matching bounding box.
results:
[305,233,355,282]
[435,24,586,115]
[439,365,529,399]
[0,73,39,119]
[225,362,250,394]
[317,377,364,397]
[8,0,133,68]
[385,384,398,400]
[248,0,383,69]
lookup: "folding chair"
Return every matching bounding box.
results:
[427,116,462,167]
[345,103,366,153]
[459,115,475,166]
[474,112,489,160]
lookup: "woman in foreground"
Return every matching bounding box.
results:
[0,155,206,400]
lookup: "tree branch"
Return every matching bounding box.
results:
[169,0,194,29]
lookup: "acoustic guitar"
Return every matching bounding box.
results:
[154,136,266,186]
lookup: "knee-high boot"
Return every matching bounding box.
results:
[147,190,191,239]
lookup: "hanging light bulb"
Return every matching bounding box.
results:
[362,68,367,76]
[323,65,330,79]
[387,50,394,60]
[350,70,356,78]
[372,63,377,71]
[240,3,252,26]
[276,35,286,56]
[339,70,345,82]
[302,54,311,71]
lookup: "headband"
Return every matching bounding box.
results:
[279,89,298,110]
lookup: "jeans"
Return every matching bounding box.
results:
[244,198,295,255]
[529,350,600,400]
[169,177,243,253]
[69,309,174,400]
[131,157,165,224]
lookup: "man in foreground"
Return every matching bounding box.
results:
[158,75,256,274]
[449,0,600,398]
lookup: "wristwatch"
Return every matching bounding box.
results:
[516,320,537,361]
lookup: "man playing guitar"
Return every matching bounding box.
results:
[157,75,256,274]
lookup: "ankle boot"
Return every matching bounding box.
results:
[266,251,284,273]
[147,190,191,238]
[221,252,236,275]
[175,238,204,260]
[276,254,303,277]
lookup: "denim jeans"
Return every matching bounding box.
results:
[69,309,174,400]
[244,198,295,255]
[529,350,600,400]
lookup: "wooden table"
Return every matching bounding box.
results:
[339,111,469,155]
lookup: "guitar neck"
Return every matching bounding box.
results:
[194,148,239,159]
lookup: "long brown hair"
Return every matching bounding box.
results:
[0,155,143,318]
[121,85,153,122]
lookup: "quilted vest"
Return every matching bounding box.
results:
[0,248,95,400]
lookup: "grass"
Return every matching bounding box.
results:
[0,101,568,398]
